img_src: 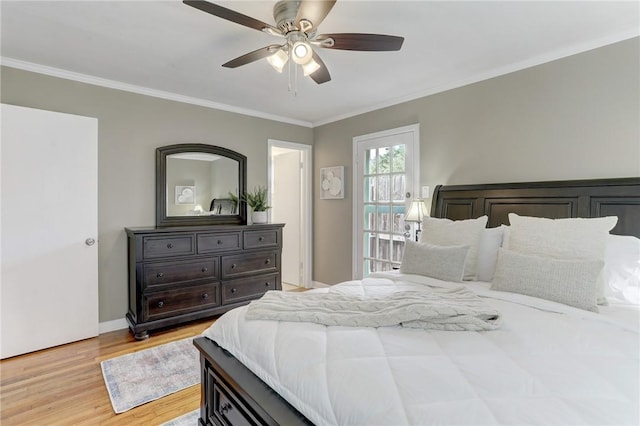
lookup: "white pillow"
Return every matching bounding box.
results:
[604,234,640,305]
[507,213,617,304]
[421,216,488,280]
[400,240,470,282]
[476,226,505,282]
[492,249,604,312]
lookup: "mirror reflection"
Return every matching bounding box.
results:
[166,153,239,217]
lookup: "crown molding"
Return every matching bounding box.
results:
[3,29,637,129]
[312,30,640,127]
[0,57,313,128]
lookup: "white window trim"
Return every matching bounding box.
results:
[352,124,420,279]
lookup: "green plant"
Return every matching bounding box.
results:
[241,186,271,212]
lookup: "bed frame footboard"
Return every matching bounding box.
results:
[193,337,313,426]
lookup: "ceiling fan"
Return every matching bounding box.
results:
[183,0,404,84]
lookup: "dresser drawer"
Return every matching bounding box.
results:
[145,283,219,320]
[198,232,241,254]
[222,274,279,305]
[142,234,195,259]
[221,251,278,279]
[243,229,280,249]
[142,258,218,288]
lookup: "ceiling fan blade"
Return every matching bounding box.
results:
[309,52,331,84]
[315,33,404,51]
[295,0,337,31]
[222,45,282,68]
[183,0,281,35]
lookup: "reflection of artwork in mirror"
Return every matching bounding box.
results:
[166,152,239,217]
[175,186,195,205]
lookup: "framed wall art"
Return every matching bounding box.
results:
[320,166,344,199]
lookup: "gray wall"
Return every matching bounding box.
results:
[0,67,313,322]
[2,37,638,319]
[313,37,640,285]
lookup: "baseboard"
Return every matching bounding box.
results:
[311,281,329,288]
[99,318,128,334]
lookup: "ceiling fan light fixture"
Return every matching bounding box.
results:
[183,0,405,87]
[302,57,320,76]
[262,26,283,37]
[292,40,313,64]
[267,49,289,73]
[298,19,313,33]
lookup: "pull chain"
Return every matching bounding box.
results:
[287,53,298,97]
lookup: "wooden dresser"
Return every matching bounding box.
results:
[125,224,284,339]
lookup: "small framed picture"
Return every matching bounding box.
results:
[320,166,344,199]
[175,185,195,205]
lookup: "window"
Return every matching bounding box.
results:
[353,124,419,279]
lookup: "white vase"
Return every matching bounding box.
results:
[252,211,268,224]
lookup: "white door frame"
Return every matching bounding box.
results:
[352,124,420,279]
[267,139,313,288]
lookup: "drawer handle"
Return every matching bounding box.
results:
[265,259,271,265]
[265,282,271,287]
[202,293,209,300]
[220,402,232,414]
[231,263,237,269]
[156,272,164,278]
[167,243,173,249]
[231,288,237,294]
[201,267,208,272]
[217,240,223,245]
[157,301,164,308]
[258,236,264,242]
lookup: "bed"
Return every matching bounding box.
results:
[193,177,640,426]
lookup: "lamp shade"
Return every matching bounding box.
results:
[405,199,429,223]
[302,58,320,76]
[267,49,289,73]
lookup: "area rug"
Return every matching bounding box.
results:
[101,337,200,413]
[160,409,199,426]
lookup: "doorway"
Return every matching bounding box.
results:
[268,140,312,288]
[352,124,420,279]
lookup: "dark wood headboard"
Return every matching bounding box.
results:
[431,177,640,238]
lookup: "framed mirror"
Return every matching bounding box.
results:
[156,144,247,227]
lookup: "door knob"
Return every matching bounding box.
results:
[85,238,96,246]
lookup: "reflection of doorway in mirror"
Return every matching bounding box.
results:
[175,185,195,205]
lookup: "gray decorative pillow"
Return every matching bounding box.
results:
[492,248,604,312]
[400,240,470,282]
[507,213,617,305]
[421,216,488,280]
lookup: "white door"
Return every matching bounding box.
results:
[268,140,312,288]
[1,104,98,359]
[353,124,420,279]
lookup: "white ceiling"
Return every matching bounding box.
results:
[1,1,638,127]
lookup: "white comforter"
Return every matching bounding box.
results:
[203,272,640,426]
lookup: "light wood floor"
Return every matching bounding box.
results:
[0,285,309,426]
[0,317,214,426]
